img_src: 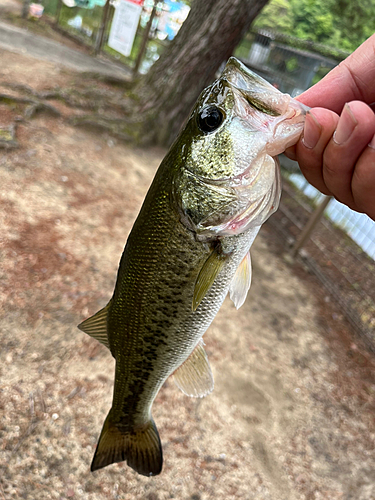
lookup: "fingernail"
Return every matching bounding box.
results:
[333,103,358,145]
[302,111,322,149]
[369,134,375,150]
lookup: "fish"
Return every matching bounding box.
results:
[78,57,307,476]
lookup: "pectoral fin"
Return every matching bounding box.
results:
[229,251,252,309]
[173,340,214,398]
[193,248,227,311]
[78,301,111,350]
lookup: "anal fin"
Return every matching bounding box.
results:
[78,301,111,350]
[173,340,214,398]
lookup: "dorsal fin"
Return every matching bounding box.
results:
[192,247,227,311]
[229,251,252,309]
[173,340,214,398]
[77,301,111,349]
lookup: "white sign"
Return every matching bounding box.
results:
[108,0,143,57]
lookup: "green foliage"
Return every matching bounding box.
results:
[253,0,375,52]
[253,0,293,33]
[41,0,59,16]
[289,0,338,43]
[285,55,298,72]
[329,0,375,51]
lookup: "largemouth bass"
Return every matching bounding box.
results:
[78,57,307,476]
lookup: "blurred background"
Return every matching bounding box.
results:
[13,0,374,346]
[0,1,374,499]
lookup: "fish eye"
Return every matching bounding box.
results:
[197,106,225,133]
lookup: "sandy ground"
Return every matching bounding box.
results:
[0,18,131,78]
[1,48,375,500]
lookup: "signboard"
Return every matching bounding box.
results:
[108,0,143,57]
[157,1,190,40]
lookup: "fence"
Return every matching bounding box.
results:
[42,0,185,75]
[239,31,375,350]
[267,178,375,350]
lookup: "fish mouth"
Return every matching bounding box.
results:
[223,56,308,154]
[266,102,307,156]
[190,58,307,238]
[192,111,306,237]
[222,57,287,118]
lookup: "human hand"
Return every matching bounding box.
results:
[285,34,375,221]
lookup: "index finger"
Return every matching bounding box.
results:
[296,34,375,113]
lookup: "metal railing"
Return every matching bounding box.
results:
[238,30,375,350]
[44,0,178,76]
[267,178,375,350]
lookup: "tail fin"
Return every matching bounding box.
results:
[91,409,163,476]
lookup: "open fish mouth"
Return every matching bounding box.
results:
[192,61,308,237]
[179,58,308,240]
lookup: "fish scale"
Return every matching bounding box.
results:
[109,162,211,425]
[78,56,307,476]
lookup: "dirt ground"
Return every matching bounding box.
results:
[0,0,20,15]
[1,47,375,500]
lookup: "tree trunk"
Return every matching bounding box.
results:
[22,0,30,19]
[134,0,270,146]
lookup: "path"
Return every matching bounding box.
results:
[0,19,131,78]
